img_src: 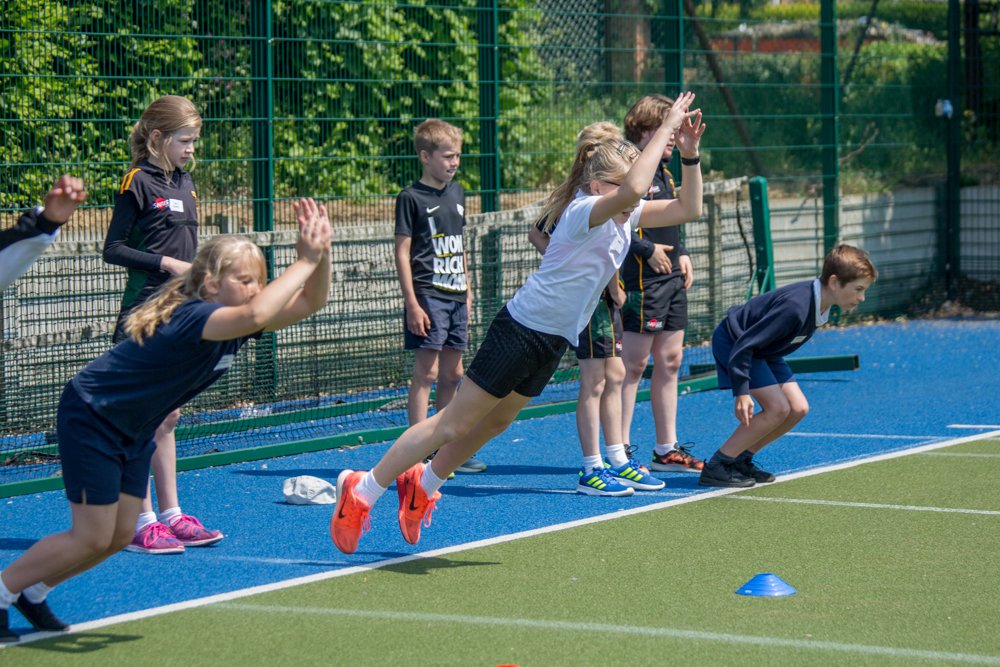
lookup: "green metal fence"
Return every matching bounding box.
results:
[1,1,998,489]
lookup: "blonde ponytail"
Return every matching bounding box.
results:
[124,236,267,344]
[539,121,638,233]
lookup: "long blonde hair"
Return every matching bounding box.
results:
[129,95,203,175]
[539,123,638,234]
[125,236,267,344]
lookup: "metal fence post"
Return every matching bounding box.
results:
[749,176,776,295]
[946,0,962,299]
[251,0,277,402]
[477,0,500,213]
[820,0,840,257]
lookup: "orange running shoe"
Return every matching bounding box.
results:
[330,469,371,554]
[650,443,704,473]
[396,462,442,545]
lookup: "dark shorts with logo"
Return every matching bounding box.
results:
[622,275,688,334]
[712,323,795,391]
[403,293,469,351]
[574,298,623,360]
[57,383,155,505]
[465,305,569,398]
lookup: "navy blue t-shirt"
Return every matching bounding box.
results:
[71,300,261,440]
[721,280,819,396]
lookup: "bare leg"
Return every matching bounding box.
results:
[371,379,502,487]
[577,359,608,459]
[408,348,440,426]
[745,382,809,454]
[649,330,684,445]
[599,357,626,446]
[620,331,653,447]
[148,409,181,513]
[0,492,142,593]
[718,385,792,458]
[434,347,465,411]
[429,392,532,476]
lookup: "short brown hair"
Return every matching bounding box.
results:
[820,244,878,285]
[624,94,674,144]
[414,119,463,155]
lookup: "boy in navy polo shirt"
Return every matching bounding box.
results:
[394,119,484,474]
[700,245,878,488]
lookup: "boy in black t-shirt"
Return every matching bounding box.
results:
[394,119,484,474]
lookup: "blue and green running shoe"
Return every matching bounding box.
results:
[605,458,666,491]
[576,466,635,496]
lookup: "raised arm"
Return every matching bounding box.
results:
[527,224,550,255]
[201,198,332,341]
[638,111,706,229]
[588,92,699,228]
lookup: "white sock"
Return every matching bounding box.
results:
[0,572,18,608]
[353,471,387,507]
[582,455,603,474]
[135,512,158,533]
[158,507,183,526]
[23,581,53,604]
[606,444,629,467]
[420,461,448,497]
[654,442,678,456]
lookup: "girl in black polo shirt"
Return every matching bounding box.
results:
[0,199,332,641]
[102,96,214,554]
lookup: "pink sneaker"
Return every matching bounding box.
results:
[166,515,224,547]
[125,522,185,554]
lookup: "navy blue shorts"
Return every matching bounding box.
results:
[404,294,468,351]
[465,306,569,398]
[57,383,155,505]
[712,324,795,392]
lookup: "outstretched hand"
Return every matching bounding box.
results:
[292,197,333,265]
[662,91,700,136]
[42,174,88,224]
[676,110,706,159]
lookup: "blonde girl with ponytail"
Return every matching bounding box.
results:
[0,200,332,637]
[330,93,705,556]
[102,95,217,554]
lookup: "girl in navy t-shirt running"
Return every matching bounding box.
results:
[0,199,332,641]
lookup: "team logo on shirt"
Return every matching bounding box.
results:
[791,335,807,344]
[646,318,664,331]
[457,204,464,216]
[427,211,467,292]
[213,354,235,371]
[152,198,184,212]
[615,340,623,352]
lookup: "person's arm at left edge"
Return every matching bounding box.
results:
[0,175,87,291]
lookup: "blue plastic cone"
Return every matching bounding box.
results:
[735,573,796,597]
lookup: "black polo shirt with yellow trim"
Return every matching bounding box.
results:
[621,159,689,291]
[103,160,199,310]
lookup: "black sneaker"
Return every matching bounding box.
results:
[1,608,18,643]
[733,455,776,483]
[454,456,486,474]
[698,460,756,488]
[13,594,68,632]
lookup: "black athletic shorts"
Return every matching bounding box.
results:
[466,305,569,398]
[622,275,688,334]
[574,297,623,360]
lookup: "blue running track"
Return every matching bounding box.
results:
[1,319,998,635]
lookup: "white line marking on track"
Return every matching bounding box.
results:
[921,452,1000,458]
[728,496,1000,515]
[210,603,1000,665]
[460,484,689,497]
[948,425,1000,429]
[215,556,353,567]
[784,432,946,440]
[6,427,1000,649]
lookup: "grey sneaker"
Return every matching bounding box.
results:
[733,454,776,483]
[698,460,755,488]
[454,456,487,474]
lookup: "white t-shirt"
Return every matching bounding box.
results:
[507,191,644,346]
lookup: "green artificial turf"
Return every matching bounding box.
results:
[5,439,999,666]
